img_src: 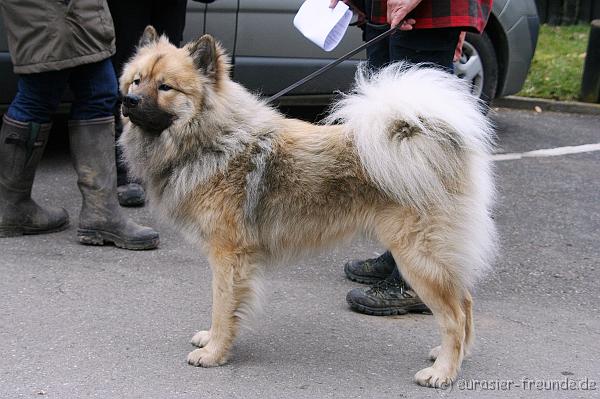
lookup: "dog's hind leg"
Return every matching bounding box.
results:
[462,291,474,357]
[428,290,473,362]
[374,203,491,388]
[390,246,469,388]
[187,249,259,367]
[392,250,467,387]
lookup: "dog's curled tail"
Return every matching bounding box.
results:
[325,62,495,212]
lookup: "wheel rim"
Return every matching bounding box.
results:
[453,41,484,98]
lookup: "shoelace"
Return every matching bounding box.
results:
[369,279,415,299]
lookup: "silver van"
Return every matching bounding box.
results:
[0,0,539,107]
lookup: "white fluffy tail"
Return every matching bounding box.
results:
[326,62,495,212]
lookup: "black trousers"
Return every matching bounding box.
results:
[364,23,461,71]
[108,0,188,76]
[362,2,461,282]
[363,25,460,280]
[107,0,187,185]
[362,0,461,70]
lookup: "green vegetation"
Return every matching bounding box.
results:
[518,24,590,101]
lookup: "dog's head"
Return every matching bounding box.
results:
[120,26,229,135]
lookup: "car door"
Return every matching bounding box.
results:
[202,0,366,97]
[182,1,208,44]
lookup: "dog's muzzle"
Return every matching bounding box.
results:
[122,96,176,135]
[122,94,140,111]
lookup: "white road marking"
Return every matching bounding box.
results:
[492,143,600,161]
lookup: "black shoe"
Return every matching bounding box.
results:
[344,251,396,284]
[117,183,146,207]
[346,276,431,316]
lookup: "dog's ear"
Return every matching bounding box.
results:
[186,34,218,79]
[139,25,159,47]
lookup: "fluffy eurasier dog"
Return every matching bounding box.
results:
[119,26,497,388]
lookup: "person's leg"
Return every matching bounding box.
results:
[69,59,118,121]
[378,26,460,274]
[67,59,159,249]
[364,23,391,70]
[107,0,153,78]
[389,27,462,70]
[108,0,153,205]
[345,29,461,316]
[362,0,390,70]
[0,72,69,236]
[151,0,188,47]
[7,71,68,123]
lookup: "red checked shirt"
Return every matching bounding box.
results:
[368,0,492,33]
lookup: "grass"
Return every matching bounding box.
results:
[518,24,590,101]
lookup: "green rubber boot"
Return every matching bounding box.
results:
[69,117,159,250]
[0,115,69,237]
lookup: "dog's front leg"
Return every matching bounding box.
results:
[187,250,251,367]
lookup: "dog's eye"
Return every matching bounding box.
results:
[158,83,172,91]
[133,78,141,85]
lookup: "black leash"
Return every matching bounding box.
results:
[266,27,397,104]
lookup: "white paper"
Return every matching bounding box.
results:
[293,0,353,51]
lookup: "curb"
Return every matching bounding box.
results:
[492,96,600,115]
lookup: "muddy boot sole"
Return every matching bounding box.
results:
[77,228,159,250]
[0,220,70,238]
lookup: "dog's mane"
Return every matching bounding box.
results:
[138,78,282,226]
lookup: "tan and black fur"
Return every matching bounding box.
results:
[119,26,497,388]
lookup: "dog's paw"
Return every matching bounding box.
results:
[429,345,468,361]
[186,347,227,367]
[428,345,441,361]
[414,366,455,389]
[191,330,211,348]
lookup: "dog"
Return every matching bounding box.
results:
[118,25,497,388]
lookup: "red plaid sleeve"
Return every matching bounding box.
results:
[368,0,493,33]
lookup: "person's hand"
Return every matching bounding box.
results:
[454,32,467,62]
[330,0,366,26]
[329,0,358,9]
[396,18,417,30]
[387,0,422,29]
[329,0,346,8]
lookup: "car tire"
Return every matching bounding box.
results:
[454,31,498,105]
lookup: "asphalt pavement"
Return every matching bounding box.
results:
[1,108,599,398]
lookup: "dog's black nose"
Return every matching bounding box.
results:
[123,95,140,108]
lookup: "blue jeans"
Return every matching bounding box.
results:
[6,59,118,124]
